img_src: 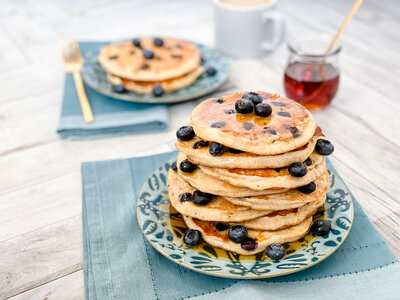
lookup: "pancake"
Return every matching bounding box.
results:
[183,215,313,255]
[225,170,330,211]
[168,170,270,221]
[177,152,288,197]
[107,65,204,94]
[199,152,326,190]
[98,38,201,81]
[191,91,316,155]
[177,128,323,169]
[237,193,326,231]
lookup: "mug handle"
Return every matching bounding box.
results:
[261,11,284,51]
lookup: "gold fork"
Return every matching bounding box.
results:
[62,38,94,123]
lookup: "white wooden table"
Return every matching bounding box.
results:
[0,0,399,298]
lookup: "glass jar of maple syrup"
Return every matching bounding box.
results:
[284,36,341,110]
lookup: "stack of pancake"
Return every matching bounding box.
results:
[98,37,204,95]
[168,91,334,255]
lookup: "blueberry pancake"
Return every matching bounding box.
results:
[168,90,335,256]
[237,192,326,231]
[98,37,201,81]
[191,92,316,155]
[176,152,289,197]
[183,215,313,255]
[106,65,204,94]
[168,170,270,222]
[176,127,323,169]
[198,152,326,190]
[225,170,330,211]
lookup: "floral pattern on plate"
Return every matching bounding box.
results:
[137,160,353,279]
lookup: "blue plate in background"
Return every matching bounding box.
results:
[81,41,229,104]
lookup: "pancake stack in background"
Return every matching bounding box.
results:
[98,37,206,96]
[168,91,334,258]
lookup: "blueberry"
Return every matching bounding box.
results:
[216,98,225,104]
[152,84,164,97]
[315,139,334,156]
[209,142,224,156]
[265,243,285,260]
[132,38,141,47]
[215,223,229,231]
[288,162,307,177]
[153,37,164,46]
[206,66,217,76]
[180,193,192,202]
[297,182,316,194]
[241,238,258,251]
[179,159,197,173]
[311,220,331,236]
[242,92,264,105]
[170,161,177,171]
[277,111,291,118]
[183,229,202,247]
[176,126,195,141]
[304,158,312,166]
[228,225,248,243]
[211,121,226,128]
[143,50,154,59]
[229,148,244,154]
[255,103,272,117]
[243,122,253,130]
[224,109,236,115]
[171,54,182,59]
[193,140,209,149]
[264,127,277,135]
[271,101,286,107]
[192,190,213,206]
[112,84,125,93]
[235,99,254,114]
[289,127,300,138]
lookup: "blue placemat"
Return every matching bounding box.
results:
[57,42,168,140]
[81,151,400,299]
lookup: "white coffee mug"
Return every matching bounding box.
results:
[213,0,285,58]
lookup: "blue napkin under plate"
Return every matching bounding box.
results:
[57,42,168,140]
[81,151,400,299]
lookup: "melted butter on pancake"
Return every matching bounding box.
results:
[227,167,289,178]
[192,219,230,241]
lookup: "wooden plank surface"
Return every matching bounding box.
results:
[0,0,399,298]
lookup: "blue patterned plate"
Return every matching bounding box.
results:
[137,159,354,279]
[81,41,229,104]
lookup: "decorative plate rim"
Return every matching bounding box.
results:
[137,160,354,279]
[81,40,230,104]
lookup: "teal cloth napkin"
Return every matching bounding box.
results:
[57,42,168,140]
[81,151,400,300]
